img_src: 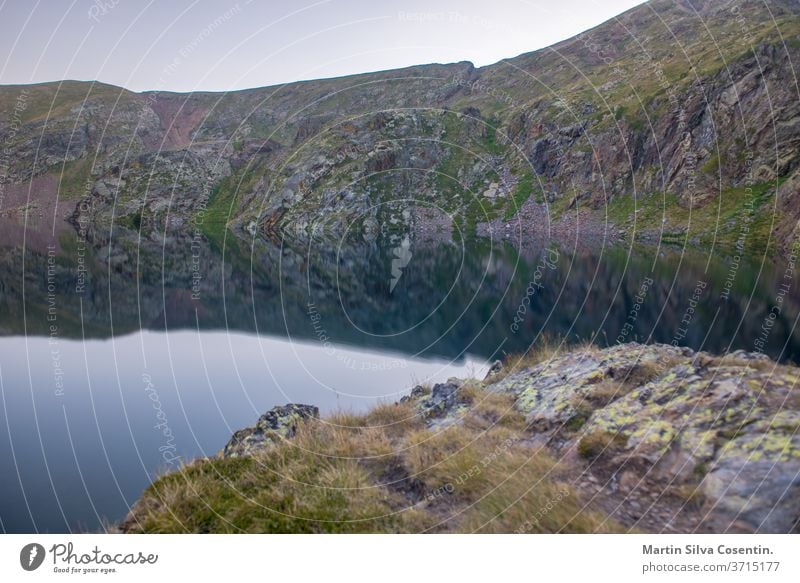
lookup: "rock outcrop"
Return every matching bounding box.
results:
[222,404,319,458]
[3,1,800,254]
[489,343,800,533]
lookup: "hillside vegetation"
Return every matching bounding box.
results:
[1,0,799,256]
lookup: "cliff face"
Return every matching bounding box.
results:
[120,343,800,533]
[2,0,800,255]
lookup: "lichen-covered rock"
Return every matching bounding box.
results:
[222,404,319,458]
[491,343,687,432]
[409,380,476,430]
[418,381,461,417]
[488,343,800,533]
[400,385,427,403]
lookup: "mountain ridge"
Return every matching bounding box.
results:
[1,0,799,257]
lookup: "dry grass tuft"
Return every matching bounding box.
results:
[123,378,625,534]
[577,430,628,459]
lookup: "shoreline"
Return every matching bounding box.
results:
[119,341,800,534]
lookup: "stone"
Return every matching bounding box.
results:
[222,404,319,458]
[486,342,800,532]
[419,382,461,417]
[484,359,503,380]
[400,385,427,403]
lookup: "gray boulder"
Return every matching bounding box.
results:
[222,404,319,458]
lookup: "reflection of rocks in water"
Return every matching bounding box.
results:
[2,226,800,364]
[412,206,454,244]
[476,198,618,250]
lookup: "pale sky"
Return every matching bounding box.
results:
[0,0,647,92]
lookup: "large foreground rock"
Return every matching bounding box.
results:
[489,343,800,533]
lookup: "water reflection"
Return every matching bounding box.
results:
[4,230,799,361]
[0,330,483,533]
[1,227,800,532]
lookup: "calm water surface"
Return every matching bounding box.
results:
[1,230,799,532]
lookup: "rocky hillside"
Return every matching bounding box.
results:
[120,343,800,533]
[2,0,800,255]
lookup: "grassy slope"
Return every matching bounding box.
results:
[124,350,622,533]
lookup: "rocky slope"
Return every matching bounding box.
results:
[120,343,800,533]
[2,0,800,256]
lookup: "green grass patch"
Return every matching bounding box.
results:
[504,172,536,220]
[701,153,721,176]
[56,158,93,200]
[196,166,265,249]
[479,117,507,156]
